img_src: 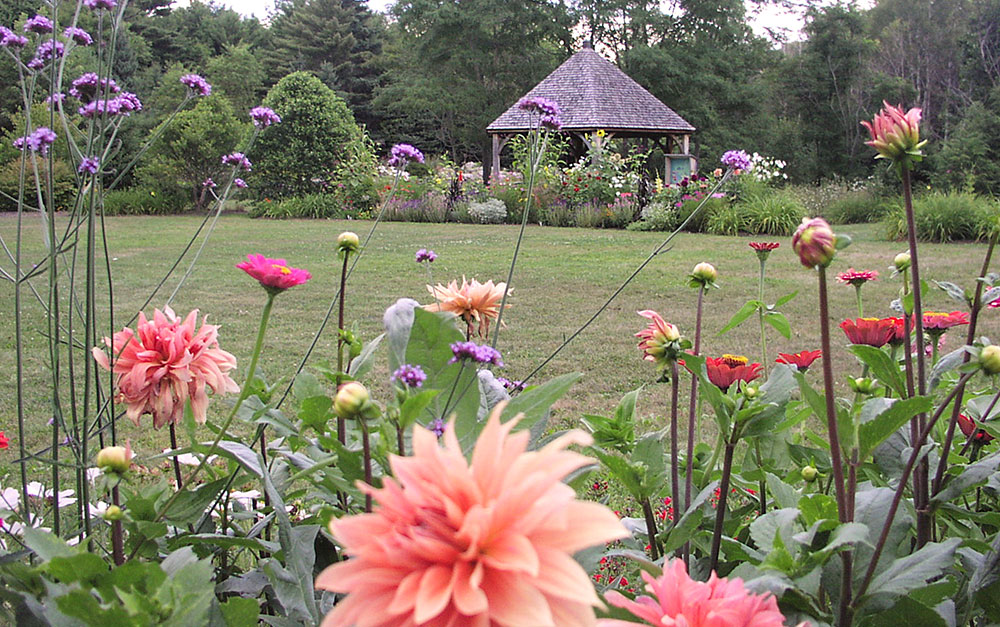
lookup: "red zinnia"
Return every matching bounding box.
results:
[921,311,970,331]
[957,414,994,444]
[886,317,908,346]
[749,242,779,252]
[0,431,8,450]
[840,318,895,348]
[836,268,878,287]
[775,350,822,372]
[706,354,761,392]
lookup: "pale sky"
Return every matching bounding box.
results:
[178,0,843,42]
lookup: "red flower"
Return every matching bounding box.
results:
[706,354,761,392]
[886,317,908,346]
[836,268,878,287]
[237,254,311,295]
[0,431,8,449]
[749,242,779,252]
[957,414,994,444]
[921,311,970,331]
[775,350,822,371]
[840,318,895,348]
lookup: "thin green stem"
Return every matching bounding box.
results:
[855,284,864,318]
[669,361,680,534]
[757,257,767,371]
[337,251,351,445]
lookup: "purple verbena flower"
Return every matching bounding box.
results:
[180,73,211,97]
[720,149,751,171]
[222,152,252,171]
[70,73,120,103]
[496,376,526,392]
[78,157,99,175]
[233,178,247,189]
[249,106,281,128]
[0,26,28,48]
[114,92,142,115]
[415,248,437,263]
[45,93,65,109]
[24,15,53,34]
[14,127,57,156]
[449,341,479,363]
[388,143,424,168]
[83,0,117,9]
[63,27,92,46]
[540,114,562,130]
[29,40,64,67]
[392,364,427,388]
[429,417,445,438]
[474,345,504,367]
[518,96,560,116]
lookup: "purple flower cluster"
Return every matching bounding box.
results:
[63,27,93,46]
[70,73,120,103]
[202,178,216,188]
[180,73,211,97]
[78,157,99,175]
[0,27,29,48]
[540,114,562,130]
[392,364,427,388]
[13,127,57,156]
[720,149,751,171]
[45,93,65,109]
[415,248,437,263]
[27,40,64,69]
[496,376,526,392]
[449,341,503,367]
[250,106,281,128]
[233,178,247,189]
[222,152,252,171]
[23,15,53,35]
[77,92,141,118]
[518,96,560,116]
[429,417,445,438]
[83,0,117,9]
[388,143,424,167]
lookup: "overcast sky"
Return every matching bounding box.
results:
[179,0,842,42]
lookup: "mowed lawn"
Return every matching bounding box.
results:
[1,213,997,468]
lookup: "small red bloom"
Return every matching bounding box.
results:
[775,350,822,371]
[837,268,878,287]
[840,318,895,348]
[921,311,970,331]
[237,254,311,294]
[0,431,8,449]
[749,242,780,252]
[958,414,994,444]
[886,317,908,346]
[706,354,761,392]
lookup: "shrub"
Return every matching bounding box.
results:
[883,192,998,242]
[706,203,745,236]
[468,198,507,224]
[383,192,450,222]
[627,200,680,232]
[675,196,728,233]
[820,190,895,224]
[0,158,76,212]
[539,198,575,227]
[574,196,637,229]
[734,190,805,235]
[102,188,186,215]
[247,194,356,219]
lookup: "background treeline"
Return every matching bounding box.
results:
[2,0,1000,196]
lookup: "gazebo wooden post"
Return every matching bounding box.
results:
[490,134,512,184]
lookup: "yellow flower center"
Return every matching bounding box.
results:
[861,317,880,322]
[721,354,748,367]
[272,264,292,275]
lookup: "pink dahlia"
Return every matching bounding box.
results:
[425,277,508,339]
[237,254,311,294]
[315,403,627,626]
[598,559,797,627]
[636,309,682,366]
[92,307,239,428]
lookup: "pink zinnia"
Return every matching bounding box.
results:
[92,307,239,428]
[748,241,779,252]
[837,268,878,287]
[921,310,970,331]
[315,403,627,626]
[598,559,798,627]
[237,254,311,294]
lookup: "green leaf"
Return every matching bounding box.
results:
[970,531,1000,621]
[166,478,229,525]
[929,347,968,391]
[662,481,717,554]
[774,290,798,307]
[500,372,582,436]
[45,553,108,584]
[934,280,970,307]
[847,345,907,398]
[718,300,761,335]
[858,396,934,460]
[931,451,1000,504]
[219,597,259,627]
[22,528,75,561]
[398,389,441,430]
[170,533,279,553]
[765,472,800,509]
[212,440,263,477]
[749,508,799,553]
[348,332,384,378]
[763,311,791,339]
[794,371,826,425]
[864,538,960,600]
[865,596,947,627]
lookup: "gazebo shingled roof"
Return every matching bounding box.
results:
[487,46,695,135]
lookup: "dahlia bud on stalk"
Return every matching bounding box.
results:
[337,231,360,255]
[979,345,1000,375]
[96,443,132,474]
[893,252,911,273]
[861,101,927,169]
[801,466,819,483]
[792,217,837,269]
[104,505,124,521]
[334,381,379,420]
[688,262,718,288]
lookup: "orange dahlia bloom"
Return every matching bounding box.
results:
[315,403,627,626]
[92,307,239,428]
[598,559,798,627]
[425,277,508,338]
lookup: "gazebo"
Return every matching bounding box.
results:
[486,42,697,184]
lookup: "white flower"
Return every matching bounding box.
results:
[162,447,218,466]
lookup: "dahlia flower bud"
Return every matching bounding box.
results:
[337,231,360,254]
[980,345,1000,375]
[861,101,927,167]
[334,382,377,420]
[849,377,879,395]
[743,385,758,399]
[801,466,818,483]
[688,262,718,288]
[96,444,131,474]
[792,217,836,269]
[104,505,124,521]
[894,252,911,272]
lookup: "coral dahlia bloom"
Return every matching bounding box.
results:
[598,559,797,627]
[706,355,761,392]
[837,268,878,287]
[775,350,822,372]
[840,318,895,348]
[921,311,970,331]
[315,403,627,626]
[92,307,239,428]
[425,277,508,339]
[237,254,311,294]
[636,310,681,365]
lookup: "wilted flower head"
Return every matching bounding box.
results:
[720,149,751,171]
[598,559,794,627]
[636,310,682,367]
[840,317,895,348]
[24,15,53,34]
[315,403,627,625]
[426,277,508,339]
[415,248,437,263]
[792,217,836,269]
[775,350,822,372]
[837,268,878,287]
[78,157,99,175]
[92,307,239,428]
[518,96,560,116]
[63,27,93,46]
[180,73,212,97]
[249,106,281,128]
[236,253,311,295]
[705,355,761,393]
[861,101,926,167]
[388,143,424,167]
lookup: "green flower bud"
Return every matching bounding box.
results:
[743,386,758,399]
[337,231,360,254]
[801,466,818,483]
[691,262,717,285]
[893,252,911,272]
[980,345,1000,375]
[104,505,123,521]
[849,377,879,395]
[96,444,131,474]
[334,381,374,420]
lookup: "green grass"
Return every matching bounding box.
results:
[1,214,997,477]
